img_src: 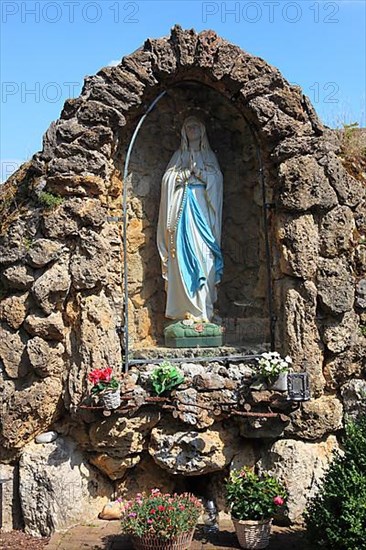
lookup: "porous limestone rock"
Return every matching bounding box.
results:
[237,414,290,439]
[70,228,109,290]
[279,280,326,397]
[89,453,140,480]
[65,291,122,408]
[23,311,65,341]
[322,311,359,353]
[278,156,338,212]
[317,258,355,315]
[149,422,240,475]
[323,342,365,390]
[285,395,343,440]
[32,256,71,314]
[42,202,79,239]
[0,293,29,329]
[19,437,112,536]
[230,441,257,471]
[0,323,29,378]
[0,220,36,265]
[115,453,175,497]
[340,379,366,419]
[258,435,340,522]
[174,388,236,428]
[27,337,65,377]
[356,278,366,309]
[0,376,63,452]
[319,205,355,257]
[89,411,160,458]
[2,264,35,290]
[277,214,319,278]
[26,238,63,267]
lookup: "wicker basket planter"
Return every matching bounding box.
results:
[131,529,195,550]
[100,386,121,409]
[232,518,272,549]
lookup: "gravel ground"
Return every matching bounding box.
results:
[0,530,49,550]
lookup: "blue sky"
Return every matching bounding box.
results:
[1,0,365,182]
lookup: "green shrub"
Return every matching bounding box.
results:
[304,416,366,550]
[38,191,63,209]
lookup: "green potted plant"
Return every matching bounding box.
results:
[226,467,287,549]
[252,352,292,391]
[88,366,121,409]
[150,361,185,395]
[120,489,203,549]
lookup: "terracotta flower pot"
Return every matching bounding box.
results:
[232,517,272,549]
[131,529,195,550]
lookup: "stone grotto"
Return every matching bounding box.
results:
[0,25,365,537]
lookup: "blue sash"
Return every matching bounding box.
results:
[176,185,223,297]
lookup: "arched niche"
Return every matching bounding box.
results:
[118,81,270,350]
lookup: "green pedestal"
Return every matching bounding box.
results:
[164,321,223,348]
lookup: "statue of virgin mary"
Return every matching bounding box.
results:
[157,116,223,322]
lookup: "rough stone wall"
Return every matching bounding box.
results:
[0,25,365,534]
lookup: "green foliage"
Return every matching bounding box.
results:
[305,416,366,550]
[360,324,366,337]
[343,121,360,140]
[120,490,202,539]
[38,191,63,209]
[23,236,33,250]
[225,467,287,521]
[150,361,185,395]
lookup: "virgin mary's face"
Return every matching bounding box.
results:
[184,120,201,143]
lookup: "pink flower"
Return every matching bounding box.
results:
[273,496,284,506]
[147,519,153,524]
[99,367,113,382]
[157,505,165,512]
[239,470,247,478]
[88,367,114,385]
[88,370,101,384]
[195,323,204,333]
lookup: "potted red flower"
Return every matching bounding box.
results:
[226,467,287,549]
[120,489,203,549]
[88,367,121,409]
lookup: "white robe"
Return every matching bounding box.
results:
[157,149,223,321]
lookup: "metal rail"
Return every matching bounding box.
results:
[122,90,167,373]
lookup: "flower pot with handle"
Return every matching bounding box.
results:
[232,518,272,549]
[268,371,288,391]
[131,529,195,550]
[100,386,121,409]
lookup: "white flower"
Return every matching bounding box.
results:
[254,350,292,381]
